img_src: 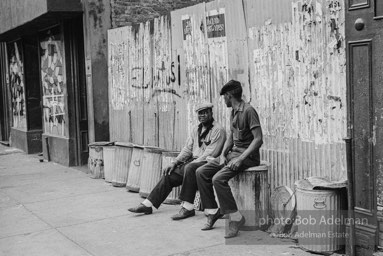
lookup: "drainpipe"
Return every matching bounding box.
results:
[344,137,355,256]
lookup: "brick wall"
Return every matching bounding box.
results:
[111,0,212,27]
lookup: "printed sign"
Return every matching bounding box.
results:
[182,18,192,40]
[206,13,226,38]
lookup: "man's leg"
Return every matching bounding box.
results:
[196,162,225,230]
[146,170,183,209]
[196,162,223,210]
[212,166,239,215]
[171,161,207,220]
[128,166,183,214]
[178,161,207,204]
[212,163,247,238]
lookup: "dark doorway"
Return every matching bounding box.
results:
[64,17,89,165]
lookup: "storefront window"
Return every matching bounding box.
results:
[40,28,67,137]
[8,41,27,129]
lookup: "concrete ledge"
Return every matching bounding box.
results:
[10,128,42,154]
[42,134,76,166]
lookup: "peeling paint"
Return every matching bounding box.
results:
[107,0,348,188]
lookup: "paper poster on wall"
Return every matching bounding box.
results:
[40,31,67,137]
[182,17,192,40]
[8,41,26,129]
[206,13,226,38]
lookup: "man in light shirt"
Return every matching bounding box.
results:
[128,102,226,220]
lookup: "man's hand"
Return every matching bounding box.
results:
[162,163,177,176]
[228,158,243,171]
[220,154,228,165]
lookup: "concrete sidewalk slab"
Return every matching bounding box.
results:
[25,188,136,228]
[0,204,51,238]
[0,229,92,256]
[58,210,224,256]
[0,153,319,256]
[2,176,115,204]
[0,191,20,209]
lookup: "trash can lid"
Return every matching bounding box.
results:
[115,142,134,148]
[270,186,296,226]
[143,146,167,154]
[162,151,180,157]
[88,141,115,147]
[295,176,347,191]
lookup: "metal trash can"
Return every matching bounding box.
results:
[138,146,166,198]
[88,141,114,179]
[229,160,270,231]
[126,144,145,192]
[103,146,116,183]
[295,177,347,253]
[113,142,134,187]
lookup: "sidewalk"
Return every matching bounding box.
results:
[0,146,315,256]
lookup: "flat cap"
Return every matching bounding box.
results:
[195,102,214,113]
[219,80,242,95]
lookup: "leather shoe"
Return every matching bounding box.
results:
[128,203,153,215]
[201,209,223,231]
[225,216,245,238]
[171,207,195,220]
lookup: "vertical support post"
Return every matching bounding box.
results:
[344,137,355,256]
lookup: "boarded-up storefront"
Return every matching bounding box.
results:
[108,0,347,191]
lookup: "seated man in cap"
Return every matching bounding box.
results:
[196,80,263,238]
[128,102,226,220]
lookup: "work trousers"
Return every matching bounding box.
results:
[196,150,259,215]
[147,160,207,209]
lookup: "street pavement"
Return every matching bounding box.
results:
[0,144,321,256]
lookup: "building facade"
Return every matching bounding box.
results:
[0,0,112,165]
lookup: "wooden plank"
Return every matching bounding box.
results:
[171,3,208,149]
[108,26,131,142]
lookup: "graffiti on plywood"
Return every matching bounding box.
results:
[8,41,26,129]
[153,16,179,112]
[40,33,67,137]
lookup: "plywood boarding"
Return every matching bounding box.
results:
[171,3,208,150]
[153,16,177,149]
[108,26,131,142]
[243,0,293,28]
[247,0,347,190]
[206,0,248,132]
[107,0,348,191]
[130,24,146,145]
[170,8,189,151]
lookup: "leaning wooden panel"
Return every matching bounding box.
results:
[153,16,177,150]
[108,26,131,141]
[205,1,230,131]
[171,3,208,150]
[243,0,293,28]
[210,0,250,100]
[129,24,146,145]
[246,0,347,190]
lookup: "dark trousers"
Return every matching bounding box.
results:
[147,161,207,209]
[196,151,259,215]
